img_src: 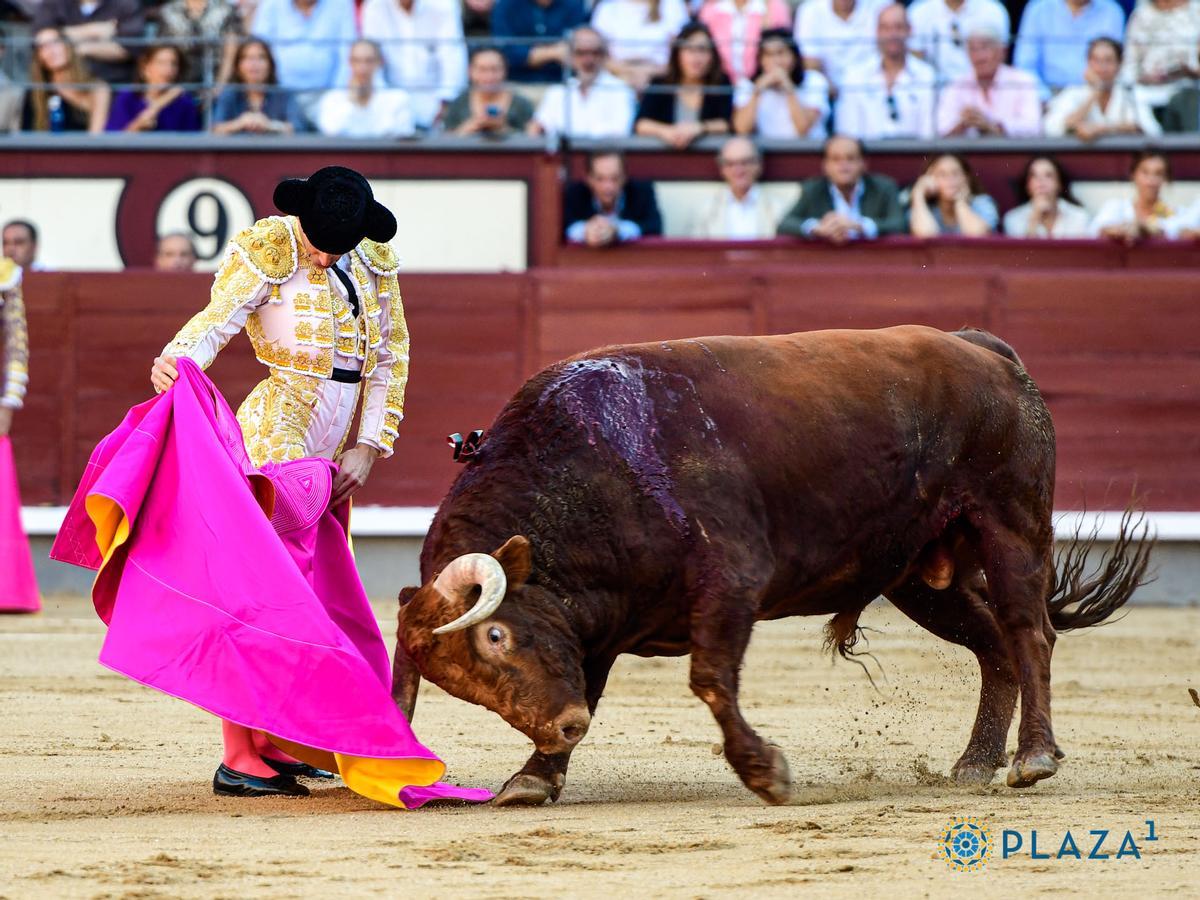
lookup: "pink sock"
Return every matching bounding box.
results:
[221,721,278,777]
[252,730,300,765]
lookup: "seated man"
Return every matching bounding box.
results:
[564,151,662,248]
[529,27,636,139]
[33,0,145,84]
[693,137,782,239]
[315,39,415,139]
[1013,0,1125,92]
[937,24,1042,138]
[492,0,588,83]
[777,135,905,242]
[155,232,198,271]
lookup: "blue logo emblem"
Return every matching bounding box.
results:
[939,817,991,872]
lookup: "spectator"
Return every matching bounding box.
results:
[529,26,636,138]
[360,0,467,130]
[157,0,244,88]
[835,4,937,140]
[212,37,296,134]
[793,0,887,96]
[1044,38,1160,140]
[443,46,534,136]
[1161,84,1200,133]
[1090,150,1181,242]
[463,0,495,37]
[315,39,415,138]
[0,43,23,132]
[106,44,202,132]
[1013,0,1125,92]
[1120,0,1200,109]
[698,0,791,85]
[777,134,905,241]
[1,221,39,270]
[22,28,111,133]
[252,0,357,93]
[634,22,733,148]
[908,0,1009,85]
[33,0,146,84]
[491,0,589,83]
[908,153,998,237]
[591,0,689,90]
[733,28,830,140]
[692,136,782,238]
[564,150,662,246]
[155,232,198,271]
[937,24,1041,137]
[1002,156,1090,238]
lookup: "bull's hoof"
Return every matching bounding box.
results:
[748,745,793,806]
[951,748,1007,785]
[1006,752,1058,789]
[492,773,558,807]
[1053,744,1066,761]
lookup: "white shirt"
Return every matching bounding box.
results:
[908,0,1010,84]
[1043,84,1163,138]
[1089,196,1182,238]
[316,88,416,138]
[725,186,766,238]
[534,71,637,138]
[591,0,690,67]
[835,53,938,139]
[794,0,889,91]
[733,70,831,139]
[1002,199,1091,238]
[359,0,467,128]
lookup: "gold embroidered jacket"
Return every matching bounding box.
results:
[0,258,29,410]
[163,216,409,456]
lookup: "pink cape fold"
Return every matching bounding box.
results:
[50,360,491,808]
[0,436,40,612]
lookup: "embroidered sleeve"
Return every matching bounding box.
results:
[358,273,409,458]
[0,262,29,410]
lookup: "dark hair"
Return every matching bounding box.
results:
[1013,156,1080,206]
[1130,149,1170,180]
[137,44,186,84]
[2,220,38,244]
[822,134,865,160]
[468,44,505,65]
[1088,37,1123,64]
[587,150,625,176]
[231,37,278,86]
[666,21,725,87]
[921,153,985,197]
[751,28,805,87]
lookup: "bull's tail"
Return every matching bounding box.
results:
[953,327,1024,368]
[1047,506,1155,632]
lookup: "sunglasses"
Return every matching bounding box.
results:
[886,92,899,121]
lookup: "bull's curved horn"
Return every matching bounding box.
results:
[431,553,507,635]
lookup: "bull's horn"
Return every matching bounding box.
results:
[431,553,507,635]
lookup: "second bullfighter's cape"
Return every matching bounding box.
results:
[50,359,490,809]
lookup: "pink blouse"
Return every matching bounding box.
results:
[698,0,792,83]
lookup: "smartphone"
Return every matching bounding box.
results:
[485,104,501,118]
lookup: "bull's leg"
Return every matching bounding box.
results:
[687,580,791,805]
[886,577,1018,784]
[493,660,613,807]
[978,522,1059,788]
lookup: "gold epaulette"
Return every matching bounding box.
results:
[355,239,401,277]
[0,257,21,293]
[230,216,299,284]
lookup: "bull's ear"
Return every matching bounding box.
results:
[398,586,419,608]
[492,535,532,588]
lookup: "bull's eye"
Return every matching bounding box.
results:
[487,626,503,644]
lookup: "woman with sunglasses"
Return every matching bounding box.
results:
[635,22,732,149]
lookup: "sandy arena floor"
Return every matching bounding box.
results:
[1,596,1197,898]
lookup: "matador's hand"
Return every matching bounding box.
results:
[0,406,12,437]
[151,355,179,394]
[332,444,380,507]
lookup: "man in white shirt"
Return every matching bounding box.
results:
[908,0,1009,84]
[316,39,416,139]
[360,0,467,129]
[937,24,1041,137]
[794,0,888,95]
[529,27,636,139]
[693,137,781,239]
[835,4,937,140]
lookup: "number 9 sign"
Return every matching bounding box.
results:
[156,178,255,271]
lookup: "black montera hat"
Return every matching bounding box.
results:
[273,166,397,255]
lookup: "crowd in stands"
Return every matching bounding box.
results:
[0,0,1197,139]
[563,138,1200,243]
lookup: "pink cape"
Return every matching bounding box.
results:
[0,435,40,612]
[50,359,490,809]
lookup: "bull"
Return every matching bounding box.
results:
[391,326,1151,806]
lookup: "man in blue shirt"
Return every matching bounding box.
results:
[1013,0,1126,92]
[492,0,588,82]
[253,0,358,93]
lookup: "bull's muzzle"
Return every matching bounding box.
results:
[538,705,591,754]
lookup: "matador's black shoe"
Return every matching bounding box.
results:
[263,757,336,780]
[212,763,310,797]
